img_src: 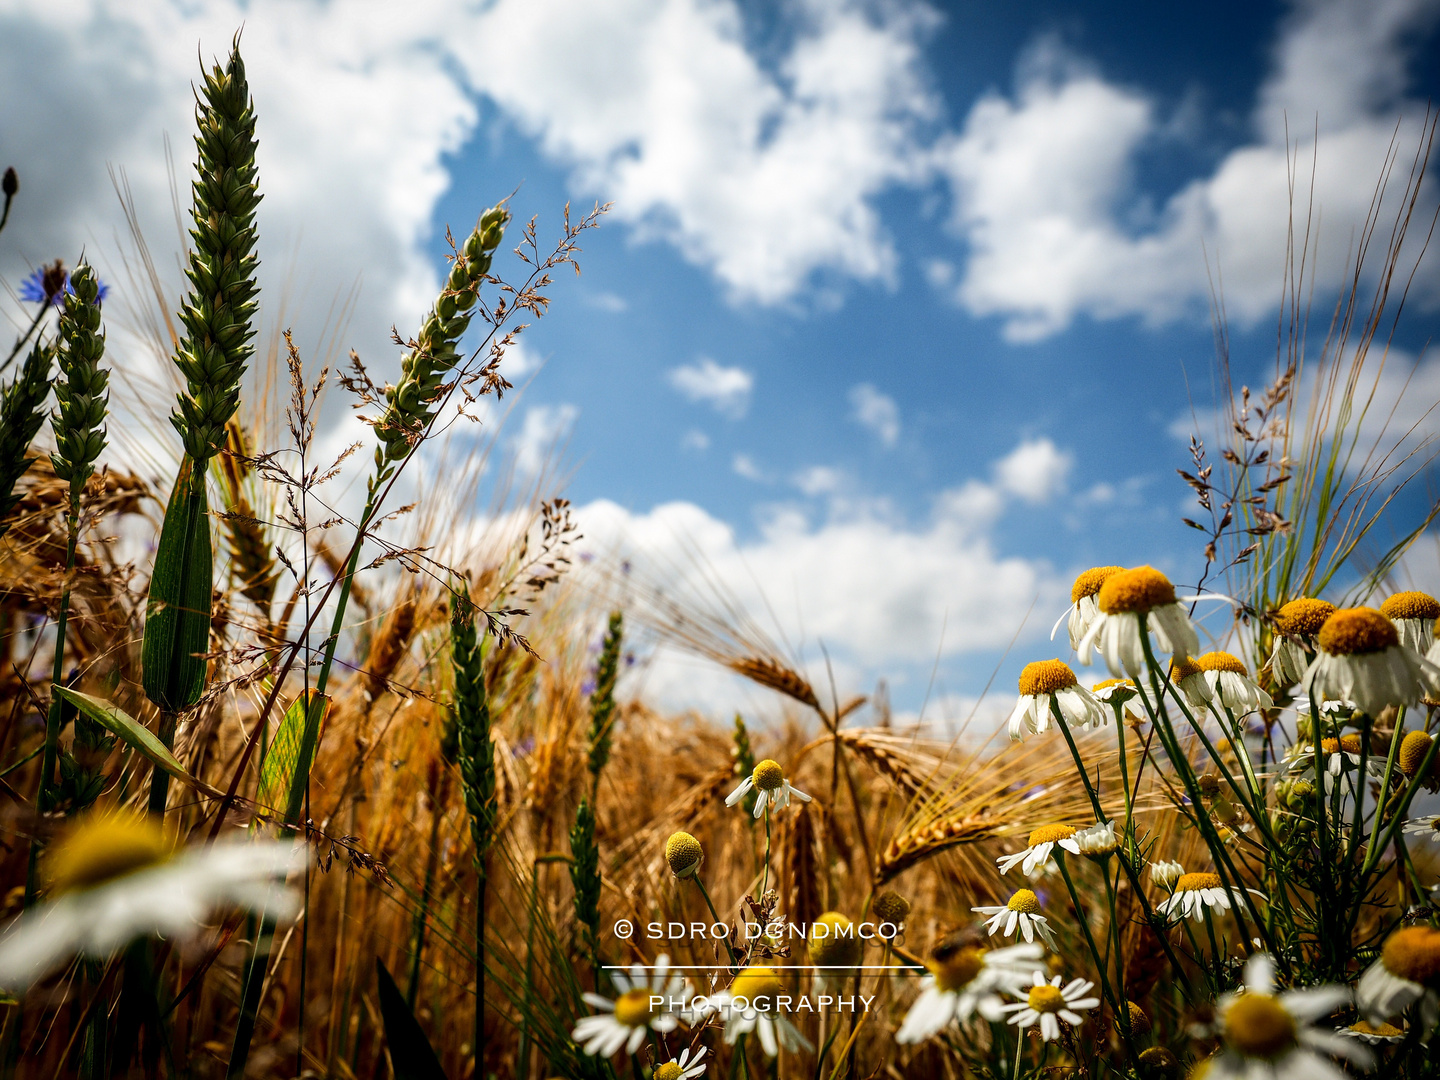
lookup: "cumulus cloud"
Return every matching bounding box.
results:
[667,357,754,418]
[936,1,1440,341]
[511,403,579,479]
[994,437,1072,502]
[848,383,901,447]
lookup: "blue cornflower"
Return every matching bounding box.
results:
[18,261,109,308]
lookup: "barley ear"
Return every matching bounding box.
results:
[0,340,56,537]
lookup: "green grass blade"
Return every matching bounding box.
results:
[52,687,222,798]
[375,958,448,1080]
[256,689,328,823]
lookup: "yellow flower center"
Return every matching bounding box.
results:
[1027,823,1076,847]
[1168,656,1203,681]
[44,814,171,894]
[1125,1000,1150,1035]
[730,966,784,1003]
[1137,1046,1179,1073]
[1092,677,1133,691]
[873,889,910,924]
[1097,566,1177,615]
[1399,731,1434,778]
[931,947,986,992]
[664,831,703,877]
[753,759,785,791]
[809,911,862,966]
[1072,565,1126,603]
[1027,984,1066,1013]
[1018,659,1079,696]
[1318,608,1398,656]
[1175,872,1221,892]
[1382,926,1440,984]
[612,989,656,1028]
[1223,994,1296,1058]
[1196,651,1248,674]
[1381,591,1440,622]
[654,1065,683,1080]
[1274,598,1335,637]
[1007,889,1041,914]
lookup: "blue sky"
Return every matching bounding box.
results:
[3,0,1439,721]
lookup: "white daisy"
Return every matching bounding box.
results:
[997,824,1082,878]
[1073,819,1119,859]
[1339,1020,1405,1044]
[1282,735,1379,794]
[1200,954,1371,1080]
[1301,607,1440,719]
[652,1045,708,1080]
[1356,926,1440,1036]
[713,967,813,1057]
[1380,591,1440,654]
[572,955,689,1058]
[1155,871,1232,923]
[1091,677,1142,718]
[1268,598,1336,689]
[1148,859,1185,890]
[1006,659,1106,740]
[0,814,300,993]
[894,942,1042,1045]
[1055,566,1126,650]
[1401,815,1440,842]
[1196,651,1274,714]
[971,889,1058,949]
[1169,655,1214,709]
[999,970,1101,1043]
[1076,566,1210,679]
[725,759,811,819]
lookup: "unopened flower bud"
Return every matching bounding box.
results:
[1197,772,1221,797]
[665,831,703,878]
[873,889,910,926]
[2,167,16,198]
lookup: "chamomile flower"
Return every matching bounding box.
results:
[714,966,813,1057]
[665,831,705,878]
[1155,871,1232,923]
[0,813,300,993]
[1077,566,1206,679]
[808,911,862,991]
[1357,925,1440,1035]
[1074,819,1119,859]
[725,759,811,819]
[1268,598,1336,689]
[1301,607,1440,719]
[1397,730,1440,790]
[653,1046,708,1080]
[1283,735,1379,794]
[972,889,1058,949]
[572,954,689,1058]
[1340,1020,1405,1044]
[997,824,1082,877]
[1402,815,1440,842]
[1058,565,1126,649]
[894,942,1042,1044]
[1149,859,1185,890]
[1196,651,1274,714]
[1169,655,1214,709]
[1000,970,1101,1042]
[1200,954,1369,1080]
[1380,591,1440,653]
[1007,660,1106,740]
[1092,677,1142,717]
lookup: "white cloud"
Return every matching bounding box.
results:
[732,453,765,481]
[583,290,629,313]
[793,465,845,496]
[848,382,901,447]
[511,402,579,479]
[667,357,754,418]
[936,3,1440,341]
[994,437,1071,502]
[681,428,710,451]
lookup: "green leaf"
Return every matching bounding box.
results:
[256,689,328,825]
[375,957,448,1080]
[52,687,223,798]
[142,455,213,712]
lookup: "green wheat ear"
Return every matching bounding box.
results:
[0,340,56,538]
[143,34,260,716]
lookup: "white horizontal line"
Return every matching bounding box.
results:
[600,965,917,971]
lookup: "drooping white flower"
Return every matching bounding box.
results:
[1196,651,1274,714]
[711,966,813,1057]
[1356,926,1440,1038]
[894,943,1041,1045]
[1056,566,1126,650]
[1380,591,1440,654]
[0,813,300,993]
[1076,566,1211,679]
[996,824,1082,878]
[572,955,690,1058]
[1301,607,1440,719]
[725,759,811,819]
[1268,598,1336,689]
[1282,734,1380,795]
[1007,659,1106,740]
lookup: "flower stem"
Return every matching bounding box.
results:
[1055,853,1136,1065]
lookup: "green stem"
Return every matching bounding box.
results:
[1365,706,1406,865]
[693,874,741,972]
[1055,853,1136,1066]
